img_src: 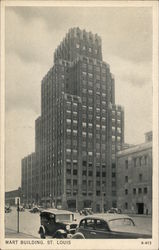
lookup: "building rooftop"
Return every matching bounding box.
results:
[117,141,152,157]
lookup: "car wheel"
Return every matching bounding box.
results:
[39,229,45,239]
[59,234,65,239]
[72,232,85,239]
[40,232,45,239]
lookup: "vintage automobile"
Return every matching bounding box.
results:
[30,206,41,213]
[72,214,152,239]
[106,208,122,214]
[81,208,93,216]
[5,205,12,213]
[38,209,78,238]
[18,205,25,212]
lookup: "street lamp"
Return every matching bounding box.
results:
[49,194,52,208]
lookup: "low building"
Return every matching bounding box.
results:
[116,132,152,215]
[5,187,22,206]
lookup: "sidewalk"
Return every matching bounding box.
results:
[5,228,39,238]
[128,214,152,218]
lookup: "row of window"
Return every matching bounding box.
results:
[125,173,144,183]
[82,64,106,74]
[76,43,98,55]
[82,80,107,90]
[125,155,149,169]
[125,187,148,195]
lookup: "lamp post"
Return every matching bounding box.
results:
[49,194,52,208]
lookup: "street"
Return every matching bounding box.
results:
[5,207,152,238]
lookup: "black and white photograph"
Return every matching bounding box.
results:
[0,1,158,249]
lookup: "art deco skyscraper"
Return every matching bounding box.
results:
[22,27,124,212]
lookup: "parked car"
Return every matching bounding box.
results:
[38,209,78,238]
[18,205,25,212]
[82,208,93,216]
[30,206,41,213]
[72,214,152,239]
[5,205,11,213]
[107,208,122,214]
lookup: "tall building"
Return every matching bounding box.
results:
[21,27,124,212]
[116,132,152,215]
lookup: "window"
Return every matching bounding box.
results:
[96,191,100,196]
[144,187,148,194]
[82,180,86,186]
[96,171,100,177]
[66,169,71,175]
[82,170,87,176]
[66,179,71,185]
[112,173,116,177]
[125,176,128,183]
[125,160,128,169]
[139,174,143,181]
[82,160,87,166]
[144,155,148,165]
[102,172,106,177]
[133,188,136,195]
[96,181,100,186]
[95,220,108,231]
[73,180,77,186]
[73,169,77,175]
[138,188,142,194]
[66,149,71,153]
[133,158,137,167]
[86,219,95,229]
[125,202,128,209]
[125,189,128,195]
[82,122,87,127]
[89,171,93,176]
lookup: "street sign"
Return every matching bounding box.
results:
[15,197,20,205]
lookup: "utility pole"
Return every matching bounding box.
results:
[17,197,20,233]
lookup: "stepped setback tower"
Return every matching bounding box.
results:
[21,28,124,212]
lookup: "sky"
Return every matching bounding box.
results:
[5,6,152,191]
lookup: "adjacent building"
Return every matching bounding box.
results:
[5,187,22,206]
[21,27,125,212]
[116,132,152,215]
[21,152,38,204]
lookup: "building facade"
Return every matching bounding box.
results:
[21,152,38,204]
[5,187,22,206]
[116,132,152,215]
[21,27,125,212]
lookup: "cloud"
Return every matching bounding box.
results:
[6,6,152,63]
[4,6,153,190]
[5,9,57,65]
[106,55,152,88]
[5,52,51,114]
[5,109,36,191]
[106,56,152,144]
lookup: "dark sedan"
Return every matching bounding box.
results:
[73,214,152,239]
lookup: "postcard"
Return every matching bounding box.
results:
[0,1,158,250]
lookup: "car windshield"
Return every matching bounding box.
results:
[109,218,134,229]
[56,214,74,222]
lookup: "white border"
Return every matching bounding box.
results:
[0,1,158,250]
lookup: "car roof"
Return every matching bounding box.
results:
[80,214,133,222]
[40,209,74,215]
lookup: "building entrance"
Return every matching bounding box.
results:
[67,200,76,211]
[136,203,144,214]
[84,200,92,208]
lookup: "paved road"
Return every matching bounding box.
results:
[5,207,152,238]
